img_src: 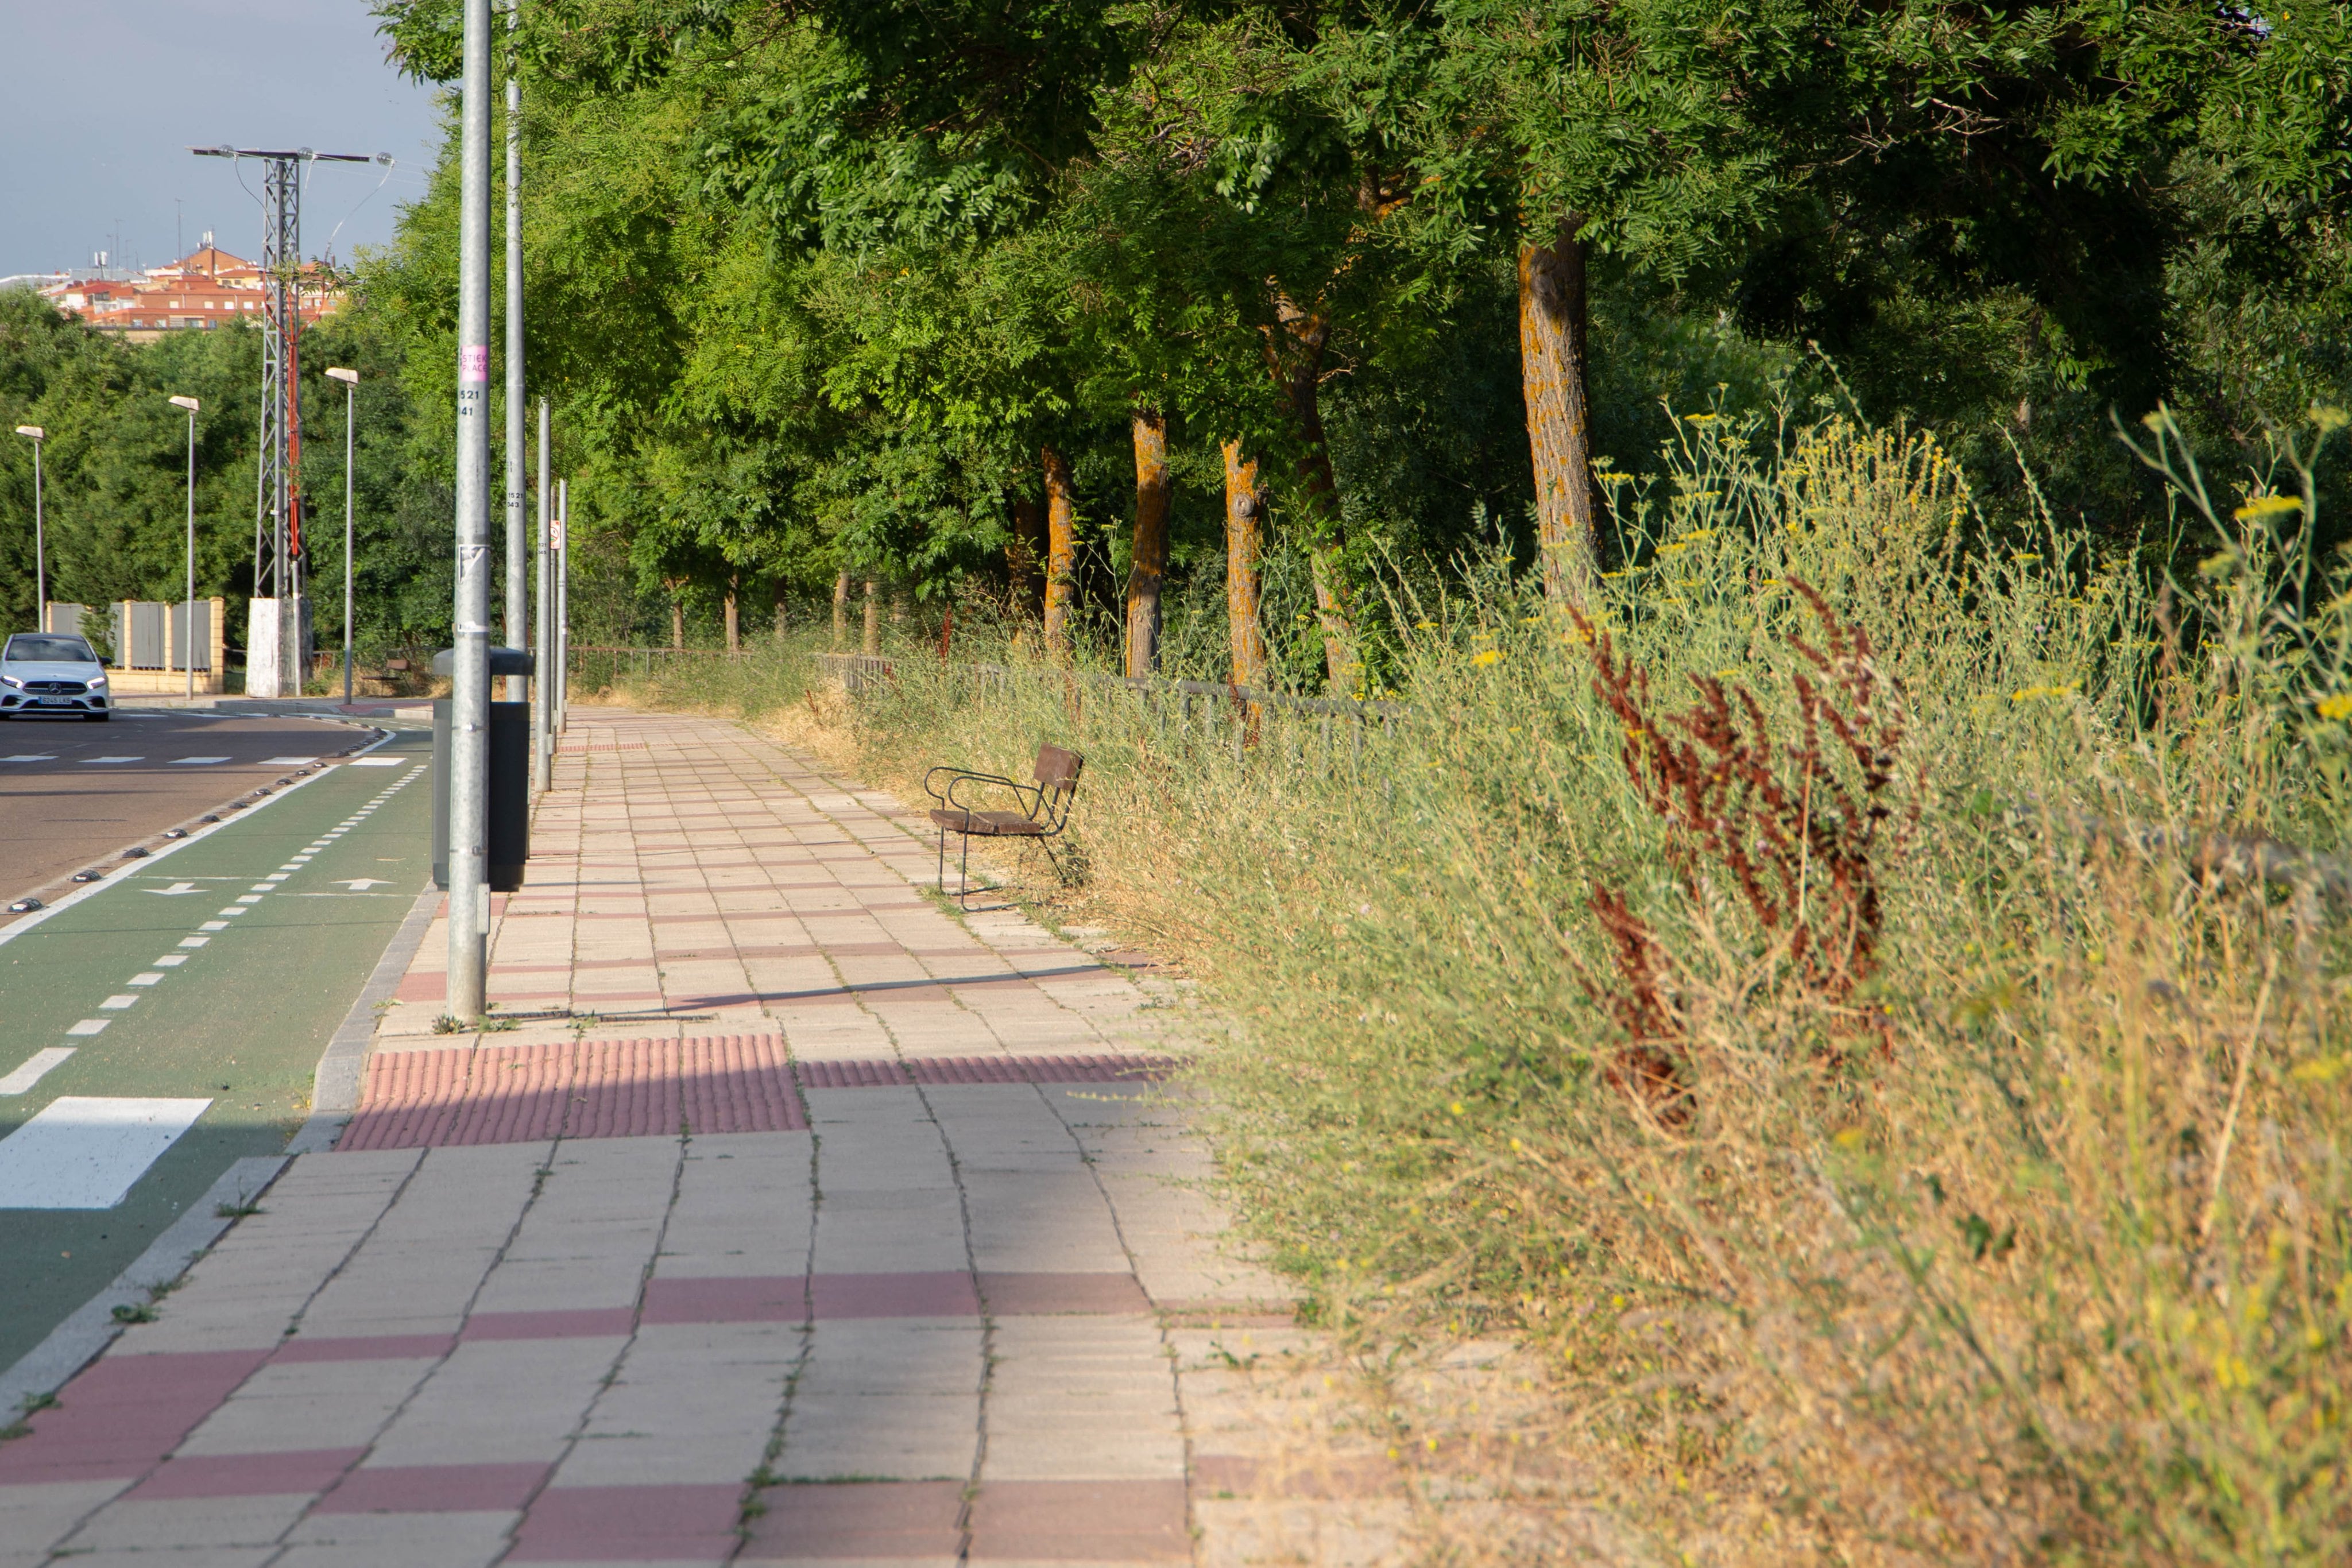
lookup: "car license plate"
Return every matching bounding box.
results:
[34,696,71,706]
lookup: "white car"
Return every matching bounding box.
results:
[0,633,112,721]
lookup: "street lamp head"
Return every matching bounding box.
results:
[168,396,200,412]
[326,366,359,385]
[13,425,41,440]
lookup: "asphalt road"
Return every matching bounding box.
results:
[0,730,433,1373]
[0,712,373,907]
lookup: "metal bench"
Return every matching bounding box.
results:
[924,744,1083,908]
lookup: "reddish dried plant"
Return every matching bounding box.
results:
[1571,579,1913,1113]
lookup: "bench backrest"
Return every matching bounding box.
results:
[1034,744,1083,802]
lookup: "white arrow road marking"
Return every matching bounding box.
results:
[144,882,202,897]
[0,1049,74,1097]
[332,878,394,891]
[0,1097,212,1207]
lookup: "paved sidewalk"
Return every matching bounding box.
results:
[0,710,1418,1567]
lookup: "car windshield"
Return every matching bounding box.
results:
[3,636,97,663]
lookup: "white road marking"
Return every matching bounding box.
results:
[154,955,188,967]
[260,756,319,765]
[0,1097,212,1208]
[65,1020,109,1036]
[98,995,138,1011]
[82,756,142,765]
[128,973,164,986]
[196,922,226,933]
[1,754,59,762]
[256,880,284,888]
[333,878,394,891]
[232,896,262,905]
[0,1050,74,1096]
[144,882,201,897]
[349,757,403,766]
[167,756,230,765]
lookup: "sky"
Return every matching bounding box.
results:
[0,1,444,280]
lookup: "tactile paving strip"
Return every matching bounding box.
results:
[339,1037,1175,1149]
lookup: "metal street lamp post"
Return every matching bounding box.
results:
[449,0,496,1021]
[168,397,200,700]
[327,367,359,706]
[533,397,550,794]
[12,426,44,630]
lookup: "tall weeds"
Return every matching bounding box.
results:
[625,409,2352,1565]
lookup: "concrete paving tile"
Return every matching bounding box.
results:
[366,1338,626,1466]
[795,1322,983,1397]
[775,1393,979,1481]
[177,1358,430,1453]
[0,1477,131,1554]
[274,1507,519,1568]
[60,1491,316,1551]
[39,1551,278,1568]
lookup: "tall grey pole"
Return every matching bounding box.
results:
[449,0,494,1022]
[29,437,43,624]
[343,378,355,706]
[503,0,528,702]
[555,477,568,733]
[533,397,551,794]
[183,409,196,702]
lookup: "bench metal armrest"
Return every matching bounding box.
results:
[926,766,1038,819]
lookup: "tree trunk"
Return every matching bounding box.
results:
[724,578,740,654]
[1521,215,1599,599]
[773,584,788,644]
[861,578,881,655]
[1008,496,1045,620]
[667,582,685,650]
[1127,408,1169,679]
[831,568,850,649]
[1041,444,1077,667]
[1263,295,1355,690]
[1223,439,1270,690]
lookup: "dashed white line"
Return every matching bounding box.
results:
[65,1020,109,1036]
[154,955,188,967]
[98,995,138,1011]
[0,1050,74,1096]
[167,756,229,765]
[127,973,164,986]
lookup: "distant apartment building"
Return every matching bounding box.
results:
[42,234,346,343]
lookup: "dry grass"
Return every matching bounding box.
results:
[613,409,2352,1566]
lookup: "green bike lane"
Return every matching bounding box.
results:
[0,728,434,1372]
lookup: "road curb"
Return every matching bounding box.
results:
[0,1155,288,1417]
[294,881,441,1152]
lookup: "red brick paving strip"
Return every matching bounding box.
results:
[739,1479,965,1561]
[125,1446,366,1501]
[341,1040,1174,1150]
[967,1478,1192,1561]
[506,1481,746,1562]
[316,1460,551,1513]
[0,1350,269,1485]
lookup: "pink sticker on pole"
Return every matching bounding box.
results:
[459,344,489,383]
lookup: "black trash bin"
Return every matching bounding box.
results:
[430,647,534,893]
